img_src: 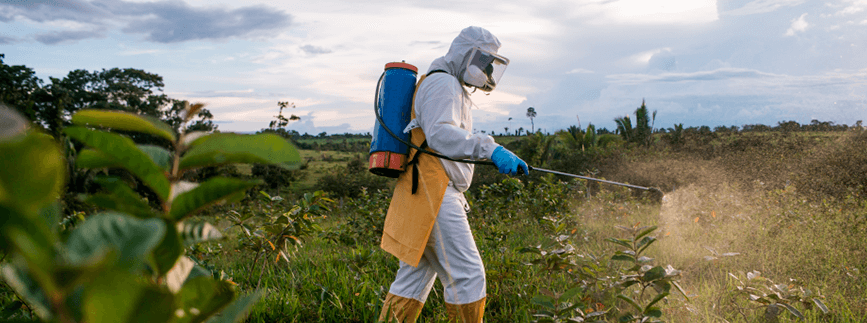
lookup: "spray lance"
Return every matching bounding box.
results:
[368,62,663,201]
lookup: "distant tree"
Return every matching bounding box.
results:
[558,124,600,151]
[713,125,730,133]
[666,123,684,146]
[614,99,656,147]
[519,132,555,167]
[776,120,801,133]
[526,107,537,133]
[163,99,217,133]
[504,127,509,136]
[517,127,524,136]
[0,54,43,124]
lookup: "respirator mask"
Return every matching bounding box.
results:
[461,47,509,92]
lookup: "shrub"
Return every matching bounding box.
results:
[795,130,867,200]
[0,104,301,322]
[250,163,307,192]
[315,155,390,198]
[321,188,391,246]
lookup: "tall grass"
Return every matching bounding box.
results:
[192,130,867,322]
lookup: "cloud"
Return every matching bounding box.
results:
[721,0,807,16]
[835,0,867,16]
[566,68,594,74]
[0,35,15,44]
[0,0,108,23]
[785,13,810,35]
[105,1,292,43]
[608,68,776,85]
[35,29,103,45]
[299,45,332,55]
[0,0,291,44]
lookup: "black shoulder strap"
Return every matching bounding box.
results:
[408,140,428,194]
[405,69,447,195]
[426,69,448,77]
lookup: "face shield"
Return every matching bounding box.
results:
[462,47,509,92]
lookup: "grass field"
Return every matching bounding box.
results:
[7,129,861,322]
[184,130,867,322]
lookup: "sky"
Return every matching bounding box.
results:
[2,0,866,135]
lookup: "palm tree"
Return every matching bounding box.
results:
[614,115,633,142]
[526,107,537,133]
[614,99,656,147]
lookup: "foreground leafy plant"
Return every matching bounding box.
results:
[728,270,829,322]
[228,190,332,288]
[0,103,300,322]
[521,214,610,322]
[607,224,687,323]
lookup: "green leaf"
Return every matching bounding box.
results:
[0,129,65,214]
[645,292,669,311]
[84,176,157,219]
[636,236,657,254]
[179,133,301,171]
[1,264,52,321]
[3,220,57,292]
[179,221,224,246]
[76,149,122,169]
[606,238,632,249]
[71,109,176,142]
[84,270,175,323]
[206,290,262,323]
[643,307,663,318]
[643,266,666,282]
[635,225,657,240]
[64,126,170,201]
[617,294,643,312]
[1,300,25,319]
[779,302,805,320]
[560,286,584,302]
[621,279,640,289]
[531,294,556,309]
[176,276,235,323]
[812,298,829,314]
[139,144,172,172]
[169,177,263,220]
[611,252,635,262]
[153,219,183,277]
[65,212,166,271]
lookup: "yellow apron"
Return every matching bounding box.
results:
[380,74,451,268]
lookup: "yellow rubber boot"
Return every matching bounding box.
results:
[444,297,485,323]
[378,293,424,323]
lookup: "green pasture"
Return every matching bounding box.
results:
[195,129,867,322]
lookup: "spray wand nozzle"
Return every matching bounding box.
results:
[527,166,664,203]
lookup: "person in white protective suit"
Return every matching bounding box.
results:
[379,26,529,323]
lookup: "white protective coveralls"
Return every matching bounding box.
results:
[379,26,503,323]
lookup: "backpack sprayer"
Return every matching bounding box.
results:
[368,62,663,200]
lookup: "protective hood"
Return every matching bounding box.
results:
[428,26,502,88]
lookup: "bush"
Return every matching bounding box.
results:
[251,163,306,192]
[321,188,391,246]
[315,155,390,198]
[795,130,867,200]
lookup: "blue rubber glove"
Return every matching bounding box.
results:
[491,146,529,175]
